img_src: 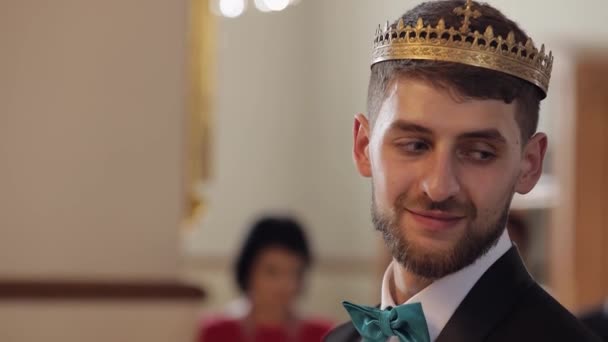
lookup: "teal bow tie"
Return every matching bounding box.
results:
[343,301,430,342]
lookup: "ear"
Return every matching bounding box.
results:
[353,113,372,177]
[515,133,548,194]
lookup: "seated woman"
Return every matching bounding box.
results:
[198,216,333,342]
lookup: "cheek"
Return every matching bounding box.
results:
[373,144,438,212]
[372,149,416,208]
[460,166,517,215]
[283,275,300,295]
[250,271,275,296]
[249,274,264,296]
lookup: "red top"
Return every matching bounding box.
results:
[198,317,333,342]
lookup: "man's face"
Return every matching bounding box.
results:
[353,77,546,278]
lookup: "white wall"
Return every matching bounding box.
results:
[0,1,204,340]
[0,0,188,279]
[184,3,318,257]
[0,301,200,342]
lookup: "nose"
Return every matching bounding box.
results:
[420,150,461,203]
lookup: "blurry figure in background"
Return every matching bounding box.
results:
[505,211,529,259]
[198,216,333,342]
[506,211,552,294]
[579,299,608,341]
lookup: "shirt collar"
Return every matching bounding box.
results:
[380,229,512,341]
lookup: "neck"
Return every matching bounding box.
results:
[249,305,292,326]
[390,261,435,304]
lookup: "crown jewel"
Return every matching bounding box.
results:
[372,0,553,97]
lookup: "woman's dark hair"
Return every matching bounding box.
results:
[234,216,312,293]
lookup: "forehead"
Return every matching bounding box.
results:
[374,77,520,142]
[256,247,303,266]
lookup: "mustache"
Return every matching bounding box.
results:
[395,193,477,218]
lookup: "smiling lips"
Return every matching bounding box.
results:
[405,208,465,231]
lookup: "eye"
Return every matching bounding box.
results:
[262,264,280,277]
[396,140,430,154]
[463,149,496,162]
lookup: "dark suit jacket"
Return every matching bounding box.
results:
[580,305,608,341]
[324,247,601,342]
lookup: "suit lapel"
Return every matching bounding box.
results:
[323,321,360,342]
[326,248,534,342]
[435,247,535,342]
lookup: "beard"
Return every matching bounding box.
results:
[372,187,512,279]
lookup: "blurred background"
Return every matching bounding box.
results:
[1,0,607,341]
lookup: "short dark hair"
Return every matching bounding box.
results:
[367,0,543,142]
[234,216,312,293]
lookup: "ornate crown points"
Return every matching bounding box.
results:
[372,0,554,97]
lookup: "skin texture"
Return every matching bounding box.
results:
[353,77,547,303]
[247,247,305,325]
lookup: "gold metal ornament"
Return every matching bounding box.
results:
[184,0,215,229]
[372,0,553,97]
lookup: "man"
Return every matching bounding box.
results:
[580,300,608,341]
[324,1,601,341]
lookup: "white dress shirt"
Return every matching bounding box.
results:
[380,229,512,342]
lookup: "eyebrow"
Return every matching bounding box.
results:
[387,120,508,144]
[387,121,433,135]
[458,129,507,145]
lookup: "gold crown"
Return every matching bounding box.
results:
[372,0,553,97]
